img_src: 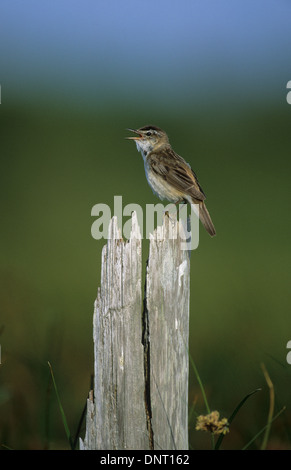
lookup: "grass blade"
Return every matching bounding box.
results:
[48,361,74,450]
[215,387,261,450]
[188,354,210,414]
[242,406,286,450]
[188,353,215,448]
[260,363,274,450]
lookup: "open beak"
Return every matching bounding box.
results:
[125,128,142,140]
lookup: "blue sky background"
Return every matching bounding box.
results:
[0,0,291,109]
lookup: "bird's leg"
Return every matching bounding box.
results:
[175,198,187,206]
[175,199,187,217]
[164,199,186,226]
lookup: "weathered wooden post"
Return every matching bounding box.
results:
[80,211,190,450]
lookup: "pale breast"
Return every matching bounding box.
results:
[144,159,181,203]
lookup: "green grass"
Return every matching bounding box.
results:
[48,362,74,450]
[189,350,286,450]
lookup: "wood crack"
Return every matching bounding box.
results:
[142,257,154,450]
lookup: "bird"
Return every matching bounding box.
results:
[126,125,216,237]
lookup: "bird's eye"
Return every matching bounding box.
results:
[146,131,152,136]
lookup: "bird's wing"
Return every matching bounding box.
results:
[149,148,206,202]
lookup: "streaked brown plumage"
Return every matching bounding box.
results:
[126,125,216,237]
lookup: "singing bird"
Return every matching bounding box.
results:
[126,125,216,237]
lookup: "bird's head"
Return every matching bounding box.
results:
[126,125,169,154]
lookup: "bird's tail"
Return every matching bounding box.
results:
[191,201,216,237]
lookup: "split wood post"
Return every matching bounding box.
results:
[80,211,190,450]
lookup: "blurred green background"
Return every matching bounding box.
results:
[1,0,291,450]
